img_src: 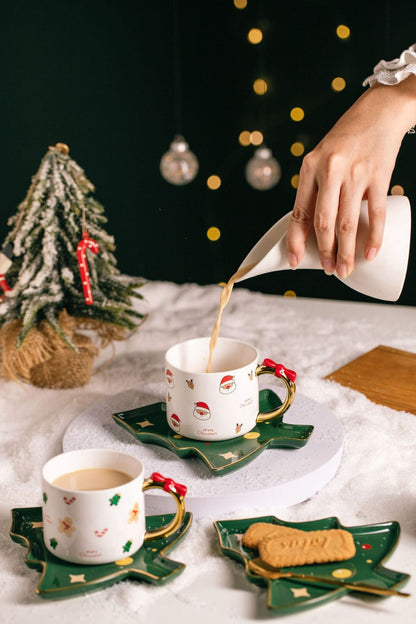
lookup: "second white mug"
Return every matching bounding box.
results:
[41,448,187,564]
[165,337,296,441]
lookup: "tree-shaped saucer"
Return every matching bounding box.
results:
[214,514,410,614]
[10,506,192,599]
[112,389,314,476]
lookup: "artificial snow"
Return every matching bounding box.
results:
[1,279,415,624]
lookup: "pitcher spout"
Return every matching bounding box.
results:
[235,212,321,283]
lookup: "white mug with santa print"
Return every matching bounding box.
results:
[164,337,297,441]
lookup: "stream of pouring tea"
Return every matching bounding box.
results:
[206,262,257,373]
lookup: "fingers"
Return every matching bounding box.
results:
[364,188,387,260]
[313,177,343,275]
[287,151,388,278]
[286,158,317,268]
[333,185,364,278]
[314,186,386,278]
[334,178,387,276]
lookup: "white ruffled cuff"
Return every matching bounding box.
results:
[363,44,416,86]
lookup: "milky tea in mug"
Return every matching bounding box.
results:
[42,448,187,564]
[165,337,296,441]
[53,468,131,490]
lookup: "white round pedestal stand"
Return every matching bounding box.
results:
[63,386,344,518]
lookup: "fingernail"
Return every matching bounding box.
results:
[365,247,378,261]
[322,260,335,275]
[288,253,298,268]
[336,263,348,279]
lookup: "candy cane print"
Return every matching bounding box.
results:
[77,231,99,305]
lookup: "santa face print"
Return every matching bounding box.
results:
[166,369,175,389]
[169,413,181,431]
[219,375,236,394]
[193,402,211,420]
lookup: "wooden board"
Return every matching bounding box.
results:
[325,345,416,415]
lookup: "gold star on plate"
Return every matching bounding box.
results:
[136,419,154,428]
[69,574,86,584]
[290,586,310,598]
[219,451,239,460]
[31,521,43,529]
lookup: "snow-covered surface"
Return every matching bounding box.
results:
[1,280,416,624]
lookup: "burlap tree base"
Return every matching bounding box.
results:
[0,311,100,389]
[29,333,98,388]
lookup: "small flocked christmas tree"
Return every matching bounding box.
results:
[0,143,144,387]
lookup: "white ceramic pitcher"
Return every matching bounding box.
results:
[235,195,411,302]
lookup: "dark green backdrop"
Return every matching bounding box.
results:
[0,0,415,304]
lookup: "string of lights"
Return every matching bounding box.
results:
[159,1,405,255]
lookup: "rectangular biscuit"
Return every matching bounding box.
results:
[258,528,356,568]
[242,522,305,549]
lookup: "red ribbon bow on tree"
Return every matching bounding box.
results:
[151,472,188,497]
[0,243,13,298]
[0,275,11,296]
[261,358,297,383]
[77,231,100,305]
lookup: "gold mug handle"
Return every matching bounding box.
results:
[255,359,297,423]
[142,472,187,541]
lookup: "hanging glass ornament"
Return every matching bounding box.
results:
[245,146,281,190]
[160,135,199,185]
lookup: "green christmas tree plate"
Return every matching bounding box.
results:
[214,515,410,614]
[112,389,314,476]
[10,506,192,600]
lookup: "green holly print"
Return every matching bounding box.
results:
[109,493,121,506]
[43,492,48,503]
[49,537,58,550]
[123,540,133,553]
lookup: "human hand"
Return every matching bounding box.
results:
[286,76,416,278]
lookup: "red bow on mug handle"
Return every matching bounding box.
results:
[261,358,297,383]
[151,472,188,497]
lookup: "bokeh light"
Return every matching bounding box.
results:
[291,174,300,189]
[250,130,264,145]
[290,107,305,122]
[207,175,221,190]
[290,142,305,157]
[234,0,247,8]
[284,290,297,297]
[391,185,405,195]
[248,28,263,44]
[332,77,346,92]
[336,24,350,39]
[207,227,221,241]
[253,78,268,95]
[239,130,251,146]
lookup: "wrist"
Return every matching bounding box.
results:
[364,78,416,135]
